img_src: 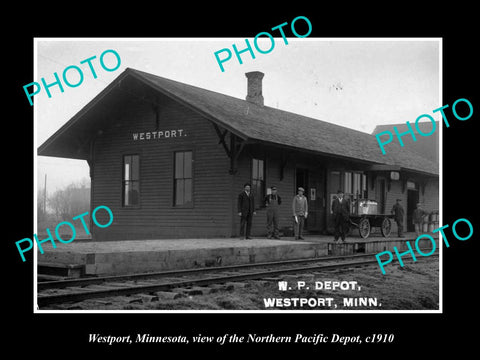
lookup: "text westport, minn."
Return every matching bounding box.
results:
[262,279,380,309]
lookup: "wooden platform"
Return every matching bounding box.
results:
[36,233,438,276]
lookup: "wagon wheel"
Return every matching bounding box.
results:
[381,217,392,237]
[358,218,371,238]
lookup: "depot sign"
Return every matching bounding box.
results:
[132,129,186,141]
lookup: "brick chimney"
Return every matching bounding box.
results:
[245,71,264,106]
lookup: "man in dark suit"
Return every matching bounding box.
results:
[331,189,350,242]
[391,198,405,237]
[238,183,256,239]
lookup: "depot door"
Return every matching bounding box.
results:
[295,168,325,233]
[308,170,325,233]
[376,178,386,214]
[407,189,419,232]
[295,168,309,228]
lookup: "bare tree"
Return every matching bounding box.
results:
[48,178,90,222]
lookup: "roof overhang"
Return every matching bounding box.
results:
[38,69,248,160]
[38,68,439,178]
[368,164,402,172]
[38,71,134,160]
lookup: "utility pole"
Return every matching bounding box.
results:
[44,173,47,214]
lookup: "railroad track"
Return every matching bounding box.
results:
[37,252,437,308]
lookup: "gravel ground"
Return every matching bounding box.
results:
[45,256,439,311]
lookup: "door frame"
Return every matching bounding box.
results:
[407,188,419,232]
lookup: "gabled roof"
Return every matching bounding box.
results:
[38,68,438,176]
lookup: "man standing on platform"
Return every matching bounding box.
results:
[292,187,308,240]
[332,189,350,242]
[265,186,282,239]
[238,183,256,239]
[391,198,405,237]
[413,203,427,237]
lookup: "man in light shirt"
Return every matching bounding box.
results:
[292,187,308,240]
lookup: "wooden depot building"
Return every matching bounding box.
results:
[38,69,439,240]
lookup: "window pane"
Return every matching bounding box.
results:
[124,181,140,206]
[344,172,352,193]
[175,179,184,205]
[130,181,139,205]
[124,163,130,181]
[124,155,133,181]
[123,155,140,206]
[175,152,184,179]
[331,171,340,192]
[131,155,139,180]
[252,159,258,179]
[174,151,193,206]
[184,178,192,204]
[184,151,192,179]
[124,181,130,205]
[258,159,264,180]
[353,173,361,195]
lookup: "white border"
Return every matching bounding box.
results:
[33,37,443,314]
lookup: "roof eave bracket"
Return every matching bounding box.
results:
[229,134,246,175]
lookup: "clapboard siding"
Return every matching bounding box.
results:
[421,178,439,213]
[231,145,307,237]
[89,93,440,241]
[39,69,440,242]
[91,94,232,240]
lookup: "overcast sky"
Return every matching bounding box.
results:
[35,38,440,194]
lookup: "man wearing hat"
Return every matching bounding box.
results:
[237,183,256,239]
[391,198,405,237]
[292,187,308,240]
[264,186,282,239]
[331,189,350,242]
